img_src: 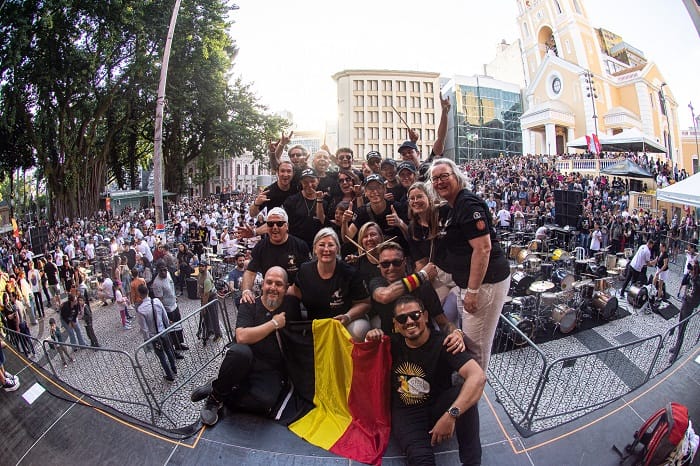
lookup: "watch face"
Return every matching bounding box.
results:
[552,77,562,94]
[448,406,460,417]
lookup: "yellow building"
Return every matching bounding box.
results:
[517,0,683,168]
[680,124,700,174]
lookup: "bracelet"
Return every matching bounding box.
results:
[344,313,352,323]
[417,270,429,283]
[466,288,480,294]
[270,318,279,329]
[242,289,254,296]
[402,273,422,293]
[252,227,257,236]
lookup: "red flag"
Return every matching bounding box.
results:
[593,134,601,155]
[585,135,592,152]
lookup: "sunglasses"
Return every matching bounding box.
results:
[338,177,352,184]
[266,221,286,228]
[394,310,423,324]
[338,155,352,160]
[378,259,404,269]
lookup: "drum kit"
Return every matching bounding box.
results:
[501,234,622,344]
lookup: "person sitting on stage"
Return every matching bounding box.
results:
[365,295,485,466]
[190,266,301,426]
[621,239,657,296]
[535,225,548,242]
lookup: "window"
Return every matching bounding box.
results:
[424,82,433,93]
[412,112,421,124]
[384,145,393,157]
[411,81,420,92]
[368,80,378,91]
[398,81,406,92]
[369,95,378,107]
[565,40,571,54]
[383,80,392,91]
[244,166,248,176]
[383,111,393,123]
[370,127,379,139]
[383,95,393,106]
[397,96,406,107]
[400,112,408,124]
[384,127,393,139]
[355,95,364,106]
[369,111,378,122]
[355,144,364,156]
[426,113,435,124]
[412,96,421,108]
[573,0,582,14]
[424,97,434,108]
[356,127,365,139]
[353,80,364,91]
[354,111,364,123]
[236,165,241,176]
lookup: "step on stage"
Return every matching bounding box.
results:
[2,346,699,465]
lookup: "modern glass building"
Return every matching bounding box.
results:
[442,75,523,164]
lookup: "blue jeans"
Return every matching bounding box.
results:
[61,320,87,346]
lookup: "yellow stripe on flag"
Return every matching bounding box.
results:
[289,319,354,449]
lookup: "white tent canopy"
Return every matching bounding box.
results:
[656,172,700,207]
[566,128,667,153]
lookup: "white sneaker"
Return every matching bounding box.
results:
[4,371,14,381]
[3,376,20,392]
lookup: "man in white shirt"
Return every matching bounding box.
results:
[496,207,511,229]
[621,239,657,295]
[589,223,602,254]
[136,237,153,263]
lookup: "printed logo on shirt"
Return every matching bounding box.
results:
[329,289,345,311]
[394,361,430,405]
[476,220,486,231]
[286,255,299,275]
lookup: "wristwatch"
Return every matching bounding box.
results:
[447,406,460,418]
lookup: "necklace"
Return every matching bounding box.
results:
[303,196,315,217]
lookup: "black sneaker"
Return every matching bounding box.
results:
[200,396,223,426]
[174,352,185,360]
[177,344,190,351]
[164,374,175,382]
[191,379,214,402]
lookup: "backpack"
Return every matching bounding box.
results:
[614,402,695,466]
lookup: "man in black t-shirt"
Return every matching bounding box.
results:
[249,160,298,218]
[369,243,462,351]
[240,208,310,304]
[191,267,302,426]
[365,295,485,466]
[283,168,326,248]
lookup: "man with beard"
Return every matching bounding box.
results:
[239,208,310,304]
[190,266,302,426]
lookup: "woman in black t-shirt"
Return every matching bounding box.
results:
[344,222,384,292]
[288,228,370,341]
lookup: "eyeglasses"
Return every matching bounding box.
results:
[394,310,423,324]
[266,221,287,228]
[431,172,453,184]
[338,155,352,161]
[338,177,352,184]
[408,195,426,203]
[378,259,404,269]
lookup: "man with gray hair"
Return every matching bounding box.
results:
[240,207,310,304]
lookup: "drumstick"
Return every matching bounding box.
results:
[429,239,434,263]
[344,235,378,262]
[391,105,411,130]
[361,236,397,259]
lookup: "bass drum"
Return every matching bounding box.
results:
[509,244,523,260]
[516,249,531,264]
[551,304,577,333]
[592,293,618,320]
[551,268,575,292]
[511,271,536,297]
[504,313,534,346]
[627,285,648,309]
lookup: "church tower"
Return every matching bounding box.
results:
[516,0,604,85]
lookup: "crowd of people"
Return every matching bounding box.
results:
[1,97,699,462]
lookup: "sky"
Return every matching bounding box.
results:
[228,0,699,132]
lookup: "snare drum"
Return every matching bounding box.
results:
[605,254,618,270]
[551,304,577,333]
[573,279,595,300]
[594,278,610,292]
[516,249,531,264]
[551,268,575,291]
[541,292,561,307]
[525,257,542,274]
[592,293,618,320]
[627,285,648,308]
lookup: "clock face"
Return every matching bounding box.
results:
[552,77,562,94]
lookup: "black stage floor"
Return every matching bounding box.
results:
[1,344,699,466]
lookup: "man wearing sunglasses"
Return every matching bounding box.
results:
[365,295,485,466]
[369,242,464,354]
[240,208,310,305]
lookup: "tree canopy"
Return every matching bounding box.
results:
[0,0,287,220]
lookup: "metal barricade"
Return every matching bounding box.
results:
[133,295,235,428]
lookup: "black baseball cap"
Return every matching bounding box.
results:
[380,158,397,168]
[300,168,318,179]
[363,174,383,186]
[397,161,417,174]
[366,151,382,162]
[398,141,418,153]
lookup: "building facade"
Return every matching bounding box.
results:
[516,0,682,168]
[333,69,441,160]
[441,75,523,164]
[186,150,270,197]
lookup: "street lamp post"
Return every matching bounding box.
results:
[583,70,599,156]
[689,102,700,174]
[660,82,674,166]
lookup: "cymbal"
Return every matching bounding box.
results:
[529,280,555,293]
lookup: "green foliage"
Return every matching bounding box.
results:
[0,0,285,218]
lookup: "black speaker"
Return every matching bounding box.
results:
[629,179,643,192]
[29,226,49,255]
[566,190,583,205]
[554,190,566,203]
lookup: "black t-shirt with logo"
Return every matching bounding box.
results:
[433,189,509,288]
[352,201,409,250]
[283,193,327,248]
[236,295,302,371]
[294,259,368,320]
[247,235,310,286]
[260,182,298,212]
[390,330,472,409]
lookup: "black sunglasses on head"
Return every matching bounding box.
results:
[394,310,423,324]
